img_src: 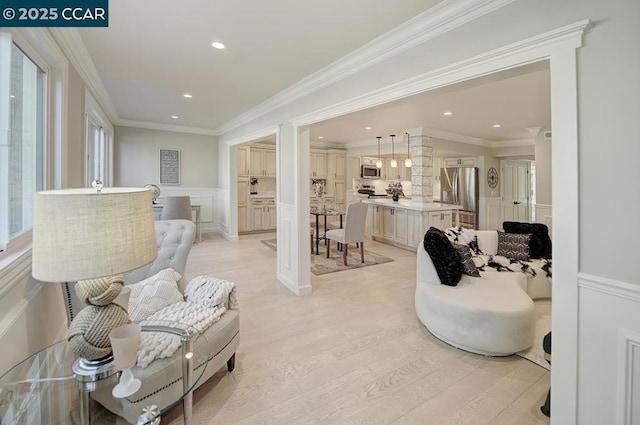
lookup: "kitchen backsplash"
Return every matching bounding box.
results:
[353,178,412,197]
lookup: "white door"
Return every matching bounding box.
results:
[264,149,277,177]
[501,160,530,223]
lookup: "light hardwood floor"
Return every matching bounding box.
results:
[164,232,550,425]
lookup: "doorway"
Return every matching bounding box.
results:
[288,23,586,424]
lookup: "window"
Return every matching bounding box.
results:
[85,90,113,187]
[0,41,46,251]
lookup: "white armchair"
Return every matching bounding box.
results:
[77,220,239,423]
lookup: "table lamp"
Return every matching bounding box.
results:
[31,186,157,398]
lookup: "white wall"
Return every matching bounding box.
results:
[535,132,552,205]
[114,126,218,188]
[216,0,640,423]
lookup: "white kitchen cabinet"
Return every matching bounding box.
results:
[379,206,408,245]
[381,207,394,240]
[250,148,277,177]
[334,180,346,204]
[267,201,277,228]
[250,149,262,177]
[251,204,265,230]
[428,211,453,230]
[368,203,455,250]
[350,157,361,180]
[263,149,277,177]
[443,157,477,168]
[433,157,443,181]
[327,150,346,180]
[383,158,411,181]
[238,177,250,205]
[238,177,251,233]
[371,205,382,237]
[238,205,250,232]
[238,146,250,177]
[250,199,277,231]
[310,151,328,178]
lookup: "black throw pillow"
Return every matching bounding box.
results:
[423,227,463,286]
[503,221,552,259]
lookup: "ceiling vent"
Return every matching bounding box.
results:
[543,131,552,140]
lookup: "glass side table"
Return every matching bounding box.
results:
[0,321,209,424]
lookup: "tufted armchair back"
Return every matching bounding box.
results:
[62,219,196,324]
[125,219,196,288]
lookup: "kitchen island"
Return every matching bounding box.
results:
[362,198,461,251]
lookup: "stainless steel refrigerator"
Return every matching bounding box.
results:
[440,167,479,229]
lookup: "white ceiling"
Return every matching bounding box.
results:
[78,0,444,131]
[310,61,551,145]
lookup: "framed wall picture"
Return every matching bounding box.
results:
[159,149,181,185]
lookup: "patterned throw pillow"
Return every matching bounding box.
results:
[423,227,463,286]
[503,221,552,259]
[127,268,184,322]
[496,232,532,261]
[453,244,481,277]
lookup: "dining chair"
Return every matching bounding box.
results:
[325,201,368,266]
[160,196,192,221]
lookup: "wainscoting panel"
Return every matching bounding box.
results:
[218,189,231,240]
[158,187,223,233]
[578,274,640,425]
[535,204,552,235]
[277,203,303,295]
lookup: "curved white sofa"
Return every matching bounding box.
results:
[415,230,550,356]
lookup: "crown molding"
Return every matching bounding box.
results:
[422,127,492,147]
[50,28,119,124]
[117,119,217,136]
[216,0,518,135]
[491,138,534,148]
[342,127,491,149]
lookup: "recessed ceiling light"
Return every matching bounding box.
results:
[365,126,372,130]
[211,41,225,50]
[443,111,453,116]
[183,93,193,98]
[9,95,15,98]
[171,115,179,119]
[318,136,324,139]
[492,124,501,128]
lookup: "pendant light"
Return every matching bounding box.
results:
[375,137,383,168]
[390,134,397,168]
[405,132,412,167]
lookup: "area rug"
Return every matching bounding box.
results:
[516,299,551,370]
[260,239,394,275]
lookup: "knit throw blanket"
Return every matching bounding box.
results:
[136,276,238,368]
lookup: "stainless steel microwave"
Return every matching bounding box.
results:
[361,164,381,179]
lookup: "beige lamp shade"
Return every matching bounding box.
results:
[32,187,158,282]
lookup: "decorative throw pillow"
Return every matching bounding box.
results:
[444,226,476,246]
[453,244,481,277]
[423,227,463,286]
[496,231,532,261]
[127,268,184,322]
[502,221,552,259]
